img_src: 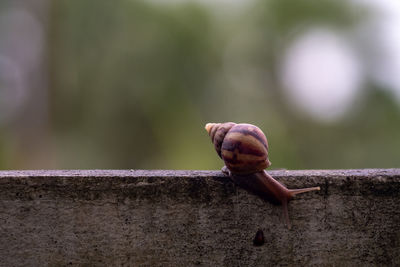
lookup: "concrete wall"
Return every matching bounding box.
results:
[0,169,399,266]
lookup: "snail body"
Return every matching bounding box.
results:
[205,122,320,229]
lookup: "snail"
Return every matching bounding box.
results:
[205,122,320,229]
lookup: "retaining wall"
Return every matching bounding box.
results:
[0,169,399,266]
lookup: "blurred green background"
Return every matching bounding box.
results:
[0,0,399,170]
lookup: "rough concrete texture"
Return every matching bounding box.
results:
[0,169,399,266]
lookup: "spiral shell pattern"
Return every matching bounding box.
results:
[205,122,271,175]
[205,122,236,157]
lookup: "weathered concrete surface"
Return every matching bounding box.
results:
[0,169,399,266]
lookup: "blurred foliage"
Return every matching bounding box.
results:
[49,0,222,169]
[0,0,399,169]
[256,0,363,33]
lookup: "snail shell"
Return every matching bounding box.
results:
[205,123,271,175]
